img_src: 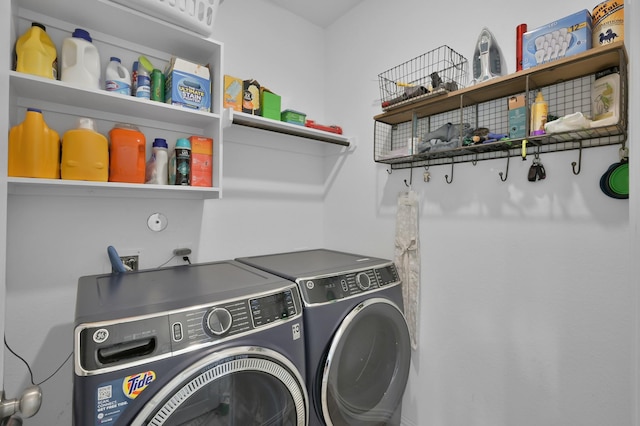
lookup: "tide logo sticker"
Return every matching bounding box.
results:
[123,371,156,399]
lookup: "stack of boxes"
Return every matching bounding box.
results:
[223,74,306,125]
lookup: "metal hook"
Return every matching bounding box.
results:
[571,142,582,175]
[445,159,454,184]
[386,167,392,174]
[499,154,510,182]
[472,154,478,166]
[404,167,413,187]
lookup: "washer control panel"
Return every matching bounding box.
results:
[299,264,399,304]
[76,284,303,374]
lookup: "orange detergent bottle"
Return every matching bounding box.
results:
[109,123,146,183]
[15,22,58,79]
[8,108,60,178]
[61,117,109,181]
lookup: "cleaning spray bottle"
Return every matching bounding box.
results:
[530,91,548,136]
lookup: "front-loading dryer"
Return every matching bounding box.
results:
[237,249,412,426]
[73,260,308,426]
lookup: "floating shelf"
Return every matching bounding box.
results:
[374,41,628,169]
[375,41,628,126]
[224,109,351,146]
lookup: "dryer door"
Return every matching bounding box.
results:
[320,298,411,426]
[130,346,307,426]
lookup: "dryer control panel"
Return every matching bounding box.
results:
[298,264,400,305]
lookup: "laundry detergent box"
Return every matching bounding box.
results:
[224,75,243,112]
[508,94,527,138]
[522,9,592,70]
[242,79,261,115]
[165,57,211,112]
[189,135,213,187]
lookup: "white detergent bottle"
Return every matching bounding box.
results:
[105,57,131,95]
[61,28,101,90]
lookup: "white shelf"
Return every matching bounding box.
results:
[224,109,351,146]
[10,72,219,130]
[7,177,221,199]
[8,0,224,200]
[16,0,223,63]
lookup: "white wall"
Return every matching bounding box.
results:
[0,0,13,391]
[323,1,638,426]
[3,1,638,425]
[2,1,335,424]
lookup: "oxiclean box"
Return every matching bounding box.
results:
[522,10,592,70]
[165,57,211,112]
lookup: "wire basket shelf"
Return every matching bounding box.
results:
[378,45,469,111]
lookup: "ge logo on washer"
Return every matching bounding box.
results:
[306,280,314,290]
[93,328,109,343]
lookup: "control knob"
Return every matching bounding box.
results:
[205,307,233,336]
[356,272,371,290]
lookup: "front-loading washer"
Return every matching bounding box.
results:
[237,249,412,426]
[73,260,308,426]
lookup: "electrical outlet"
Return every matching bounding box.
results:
[119,255,139,271]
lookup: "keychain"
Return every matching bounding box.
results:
[528,153,546,182]
[423,166,431,182]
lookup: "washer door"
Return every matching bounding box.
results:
[131,346,307,426]
[320,298,411,426]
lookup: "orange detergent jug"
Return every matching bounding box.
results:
[109,123,146,183]
[61,117,109,181]
[8,108,60,178]
[15,22,57,79]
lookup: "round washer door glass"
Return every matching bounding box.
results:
[131,347,307,426]
[321,298,411,425]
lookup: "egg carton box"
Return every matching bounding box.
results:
[522,9,592,70]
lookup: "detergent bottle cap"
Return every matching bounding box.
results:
[175,138,191,149]
[110,57,121,63]
[138,55,154,72]
[535,91,545,102]
[77,117,97,131]
[27,108,43,114]
[31,22,46,31]
[72,28,92,42]
[153,138,168,149]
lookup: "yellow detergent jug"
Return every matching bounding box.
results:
[61,117,109,181]
[15,22,57,79]
[8,108,60,178]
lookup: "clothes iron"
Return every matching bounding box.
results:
[472,27,506,84]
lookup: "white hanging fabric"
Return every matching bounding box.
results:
[394,190,420,350]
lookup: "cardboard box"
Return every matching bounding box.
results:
[522,10,592,70]
[223,75,243,112]
[165,57,211,112]
[281,109,306,126]
[242,79,261,115]
[260,88,281,120]
[508,95,527,139]
[189,136,213,187]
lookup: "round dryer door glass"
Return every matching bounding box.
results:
[321,298,411,426]
[131,347,307,426]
